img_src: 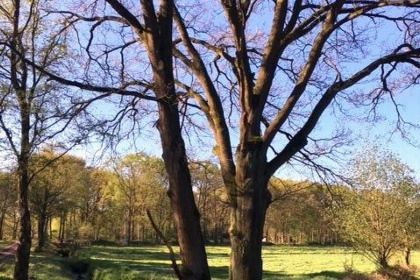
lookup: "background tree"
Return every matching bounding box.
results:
[265,180,337,245]
[335,149,420,268]
[77,167,111,241]
[0,171,16,241]
[29,149,88,251]
[111,153,171,244]
[190,161,229,243]
[0,0,96,277]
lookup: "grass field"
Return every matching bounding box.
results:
[1,243,419,280]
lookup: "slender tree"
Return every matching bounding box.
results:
[0,1,92,278]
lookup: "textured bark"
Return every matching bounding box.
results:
[228,147,269,280]
[157,99,210,280]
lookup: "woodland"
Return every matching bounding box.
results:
[0,1,420,280]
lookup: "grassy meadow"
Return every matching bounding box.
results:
[1,243,419,280]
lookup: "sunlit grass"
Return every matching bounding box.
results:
[1,244,420,279]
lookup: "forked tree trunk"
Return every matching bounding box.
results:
[229,149,269,280]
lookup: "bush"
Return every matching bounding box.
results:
[343,265,419,280]
[377,265,418,280]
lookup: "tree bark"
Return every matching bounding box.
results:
[14,166,32,280]
[229,148,269,280]
[157,100,211,280]
[134,0,211,277]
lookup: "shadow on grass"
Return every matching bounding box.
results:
[78,246,304,280]
[207,253,229,259]
[208,265,290,280]
[88,256,172,272]
[307,270,348,279]
[82,246,176,262]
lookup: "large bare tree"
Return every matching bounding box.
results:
[8,1,420,279]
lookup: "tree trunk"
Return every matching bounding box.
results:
[134,0,211,276]
[14,168,32,280]
[405,247,411,266]
[12,215,18,240]
[49,217,53,240]
[58,214,65,243]
[378,254,389,268]
[36,214,47,252]
[0,211,5,240]
[229,150,269,280]
[157,100,211,280]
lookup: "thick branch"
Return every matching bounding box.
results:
[266,46,420,175]
[104,0,144,32]
[262,1,345,147]
[174,6,236,181]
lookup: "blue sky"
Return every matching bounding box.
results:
[55,3,420,182]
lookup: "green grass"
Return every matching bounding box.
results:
[1,244,420,279]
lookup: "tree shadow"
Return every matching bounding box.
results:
[307,270,348,279]
[208,265,290,280]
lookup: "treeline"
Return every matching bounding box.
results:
[1,148,419,267]
[1,148,340,248]
[0,149,229,249]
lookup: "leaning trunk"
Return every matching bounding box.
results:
[137,0,210,276]
[157,100,211,280]
[229,149,269,280]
